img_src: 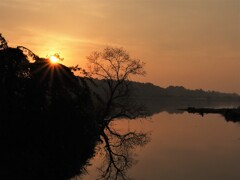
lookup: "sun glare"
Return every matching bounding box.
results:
[49,55,59,64]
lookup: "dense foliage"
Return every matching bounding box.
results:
[0,35,98,179]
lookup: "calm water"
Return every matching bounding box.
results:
[82,111,240,180]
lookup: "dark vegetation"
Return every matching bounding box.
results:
[0,34,99,179]
[0,34,148,180]
[128,80,240,116]
[82,79,240,116]
[130,81,240,100]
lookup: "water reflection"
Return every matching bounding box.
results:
[1,98,239,179]
[83,99,240,180]
[127,112,240,180]
[97,123,150,179]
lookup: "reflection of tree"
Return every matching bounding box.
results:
[97,123,150,180]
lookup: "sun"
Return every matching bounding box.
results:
[49,55,59,64]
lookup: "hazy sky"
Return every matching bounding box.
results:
[1,0,240,93]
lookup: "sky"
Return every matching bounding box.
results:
[1,0,240,93]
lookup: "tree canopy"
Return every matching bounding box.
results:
[0,34,98,180]
[84,47,146,129]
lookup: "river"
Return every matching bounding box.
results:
[82,109,240,180]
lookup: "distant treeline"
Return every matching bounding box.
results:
[81,78,240,101]
[131,82,239,100]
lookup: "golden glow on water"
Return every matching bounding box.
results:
[83,112,240,180]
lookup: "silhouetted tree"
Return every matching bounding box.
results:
[0,34,98,180]
[85,47,146,129]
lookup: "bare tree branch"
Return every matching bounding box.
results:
[85,47,146,126]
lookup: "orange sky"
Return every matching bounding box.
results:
[1,0,240,93]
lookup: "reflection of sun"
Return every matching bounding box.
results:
[49,55,59,64]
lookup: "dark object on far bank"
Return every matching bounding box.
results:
[179,107,240,122]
